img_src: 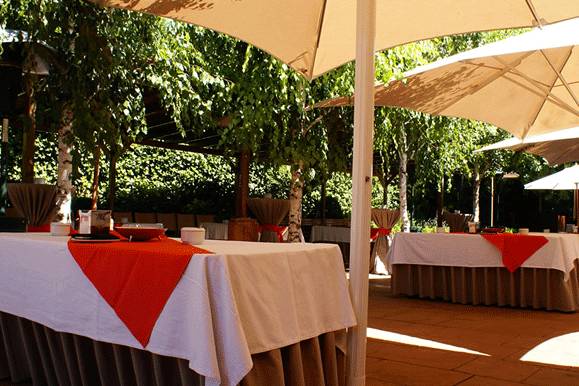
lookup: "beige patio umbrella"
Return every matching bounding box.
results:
[316,17,579,139]
[92,0,578,81]
[88,1,579,385]
[477,126,579,165]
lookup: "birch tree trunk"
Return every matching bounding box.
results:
[399,132,410,232]
[288,161,304,242]
[436,176,445,227]
[378,174,388,207]
[473,165,481,223]
[90,147,100,210]
[55,108,74,222]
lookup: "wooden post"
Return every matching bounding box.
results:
[490,175,495,227]
[235,150,250,218]
[321,176,327,225]
[399,141,409,232]
[90,147,101,210]
[22,76,36,183]
[229,149,258,241]
[347,0,375,384]
[108,154,118,211]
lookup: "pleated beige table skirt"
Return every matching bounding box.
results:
[0,312,345,386]
[392,260,579,312]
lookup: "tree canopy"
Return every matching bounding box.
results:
[0,0,559,230]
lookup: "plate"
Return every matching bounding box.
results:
[70,238,122,243]
[114,227,166,241]
[71,234,121,243]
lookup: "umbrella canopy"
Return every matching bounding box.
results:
[316,17,579,138]
[477,126,579,165]
[525,164,579,190]
[92,0,579,80]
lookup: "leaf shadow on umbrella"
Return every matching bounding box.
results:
[118,0,220,14]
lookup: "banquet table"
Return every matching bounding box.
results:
[388,232,579,311]
[310,226,350,243]
[0,234,356,386]
[199,222,229,240]
[310,226,351,267]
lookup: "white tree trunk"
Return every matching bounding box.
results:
[473,166,481,223]
[288,162,304,242]
[56,108,74,223]
[399,129,410,232]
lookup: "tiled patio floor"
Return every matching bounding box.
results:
[2,275,578,386]
[366,275,579,385]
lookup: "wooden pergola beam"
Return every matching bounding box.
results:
[136,139,228,157]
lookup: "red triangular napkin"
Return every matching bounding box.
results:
[68,238,211,347]
[482,233,548,272]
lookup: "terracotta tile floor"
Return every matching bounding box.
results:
[366,276,579,385]
[2,275,578,386]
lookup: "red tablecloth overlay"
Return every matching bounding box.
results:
[68,238,212,347]
[482,233,548,272]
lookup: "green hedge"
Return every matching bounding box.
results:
[5,131,356,219]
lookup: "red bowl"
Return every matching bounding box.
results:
[114,227,166,241]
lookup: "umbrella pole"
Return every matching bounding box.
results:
[573,182,579,226]
[347,0,375,385]
[0,118,8,216]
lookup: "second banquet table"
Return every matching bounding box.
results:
[0,234,356,386]
[199,222,229,240]
[388,232,579,311]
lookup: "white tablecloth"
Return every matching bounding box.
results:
[388,232,579,278]
[200,222,229,240]
[0,234,356,386]
[310,225,351,243]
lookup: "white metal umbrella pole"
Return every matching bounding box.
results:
[346,0,376,385]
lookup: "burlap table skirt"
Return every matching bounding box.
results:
[0,312,345,386]
[7,184,58,226]
[392,260,579,312]
[248,198,290,242]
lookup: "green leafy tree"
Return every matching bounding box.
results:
[1,0,223,210]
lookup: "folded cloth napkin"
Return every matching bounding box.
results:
[482,233,548,272]
[68,238,212,347]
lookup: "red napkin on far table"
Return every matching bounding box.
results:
[481,233,548,272]
[68,238,212,347]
